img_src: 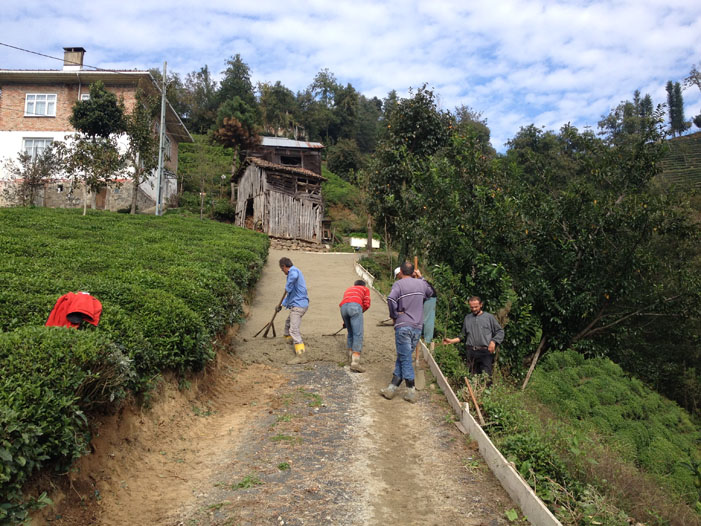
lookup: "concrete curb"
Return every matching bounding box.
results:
[419,341,562,526]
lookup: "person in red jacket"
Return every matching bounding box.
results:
[339,279,371,372]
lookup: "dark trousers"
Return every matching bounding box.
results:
[465,348,494,377]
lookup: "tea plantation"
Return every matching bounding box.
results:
[0,208,269,524]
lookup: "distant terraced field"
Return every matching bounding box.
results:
[659,131,701,188]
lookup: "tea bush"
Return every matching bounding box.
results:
[0,207,269,523]
[0,327,133,524]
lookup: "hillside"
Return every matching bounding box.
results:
[659,131,701,188]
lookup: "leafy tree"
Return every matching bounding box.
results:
[683,63,701,129]
[258,81,299,137]
[354,95,382,152]
[368,85,451,259]
[1,147,60,206]
[58,81,126,215]
[452,105,495,156]
[124,89,160,214]
[69,80,125,139]
[182,65,219,134]
[300,68,341,143]
[148,68,188,121]
[327,138,363,180]
[598,90,660,147]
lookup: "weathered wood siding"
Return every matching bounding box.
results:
[235,164,323,242]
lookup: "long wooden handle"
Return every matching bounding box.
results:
[464,377,486,426]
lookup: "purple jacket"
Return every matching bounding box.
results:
[387,277,432,330]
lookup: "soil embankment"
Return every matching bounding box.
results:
[35,249,514,526]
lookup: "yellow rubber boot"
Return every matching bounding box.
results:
[294,342,305,355]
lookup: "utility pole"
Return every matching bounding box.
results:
[155,61,167,216]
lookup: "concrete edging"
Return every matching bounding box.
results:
[419,341,562,526]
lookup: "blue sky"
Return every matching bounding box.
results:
[2,0,700,150]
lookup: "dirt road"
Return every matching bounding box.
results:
[37,249,515,526]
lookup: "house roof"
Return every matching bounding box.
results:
[260,136,324,149]
[234,157,327,182]
[0,69,192,143]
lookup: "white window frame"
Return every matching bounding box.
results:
[80,93,90,101]
[25,94,57,117]
[22,138,53,160]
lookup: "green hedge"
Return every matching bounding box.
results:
[0,327,133,524]
[0,208,269,523]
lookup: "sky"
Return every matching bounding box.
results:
[2,0,700,151]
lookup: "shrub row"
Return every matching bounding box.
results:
[0,208,269,524]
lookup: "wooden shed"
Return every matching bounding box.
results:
[233,157,326,243]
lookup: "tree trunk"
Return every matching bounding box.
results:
[522,335,547,390]
[82,183,88,216]
[366,215,373,255]
[130,178,139,214]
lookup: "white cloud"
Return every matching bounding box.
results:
[1,0,700,150]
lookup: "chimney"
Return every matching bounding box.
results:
[63,47,86,71]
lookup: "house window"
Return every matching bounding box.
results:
[80,93,90,101]
[25,94,57,117]
[22,138,53,160]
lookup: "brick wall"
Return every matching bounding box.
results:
[0,83,139,132]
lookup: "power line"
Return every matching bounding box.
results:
[0,42,106,71]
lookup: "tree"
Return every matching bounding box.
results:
[666,80,689,137]
[453,105,495,156]
[354,95,382,152]
[70,80,125,139]
[598,90,661,147]
[124,89,160,213]
[327,138,363,180]
[258,81,298,137]
[367,85,451,259]
[58,81,126,215]
[218,54,256,108]
[211,97,260,165]
[182,66,219,134]
[148,68,188,120]
[2,147,60,206]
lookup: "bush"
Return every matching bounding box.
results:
[0,327,134,524]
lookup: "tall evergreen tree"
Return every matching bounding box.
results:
[666,80,688,136]
[218,54,256,108]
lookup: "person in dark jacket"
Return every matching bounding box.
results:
[442,296,504,377]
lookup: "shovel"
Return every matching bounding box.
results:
[254,290,287,338]
[413,256,427,390]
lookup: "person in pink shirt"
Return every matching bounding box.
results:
[339,280,371,372]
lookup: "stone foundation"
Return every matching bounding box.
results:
[269,237,329,252]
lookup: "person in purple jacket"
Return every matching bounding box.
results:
[380,261,432,403]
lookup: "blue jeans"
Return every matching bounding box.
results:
[340,302,364,352]
[423,297,437,343]
[394,326,422,381]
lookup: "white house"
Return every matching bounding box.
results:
[0,47,192,210]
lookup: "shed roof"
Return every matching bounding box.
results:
[260,137,324,149]
[234,157,327,182]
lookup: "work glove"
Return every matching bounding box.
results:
[275,305,282,313]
